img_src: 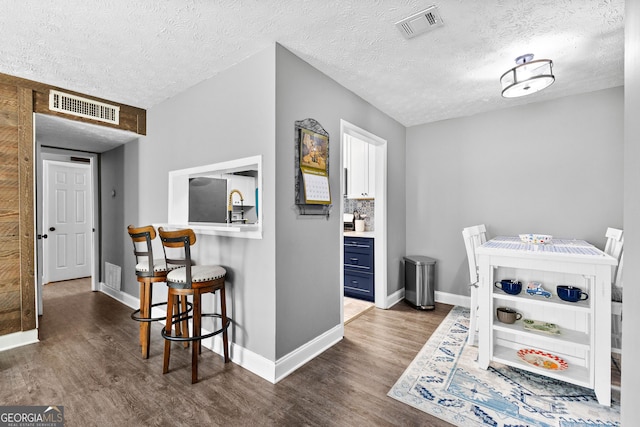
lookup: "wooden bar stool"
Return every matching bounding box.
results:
[158,227,231,383]
[127,225,190,359]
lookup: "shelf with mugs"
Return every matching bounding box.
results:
[478,240,616,406]
[492,288,591,312]
[492,276,592,312]
[491,274,594,389]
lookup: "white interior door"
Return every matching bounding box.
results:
[43,160,92,283]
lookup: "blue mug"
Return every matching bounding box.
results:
[494,279,522,295]
[557,285,589,302]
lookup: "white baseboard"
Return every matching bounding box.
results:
[385,287,405,308]
[199,323,343,384]
[435,291,470,308]
[0,329,39,352]
[273,324,343,383]
[98,283,343,384]
[198,332,279,383]
[380,289,469,310]
[99,282,140,310]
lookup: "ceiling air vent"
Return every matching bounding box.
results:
[396,5,444,39]
[49,90,120,125]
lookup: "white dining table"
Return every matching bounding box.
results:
[475,236,618,406]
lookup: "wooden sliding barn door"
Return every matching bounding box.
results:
[0,83,35,335]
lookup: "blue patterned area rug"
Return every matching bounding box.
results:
[388,306,620,427]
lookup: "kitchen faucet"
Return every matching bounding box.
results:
[227,189,244,223]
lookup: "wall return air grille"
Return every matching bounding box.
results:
[49,90,120,125]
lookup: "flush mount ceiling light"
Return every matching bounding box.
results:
[500,54,555,98]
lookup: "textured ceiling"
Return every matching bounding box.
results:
[36,114,138,152]
[0,0,625,138]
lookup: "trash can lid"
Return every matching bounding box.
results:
[403,255,436,265]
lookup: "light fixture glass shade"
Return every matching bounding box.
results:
[500,58,554,98]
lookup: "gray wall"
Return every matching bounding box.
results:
[100,145,126,283]
[121,139,140,296]
[623,0,639,422]
[122,46,278,360]
[113,43,407,363]
[406,87,624,297]
[274,45,406,358]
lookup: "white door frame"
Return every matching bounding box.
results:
[36,146,99,315]
[339,120,388,323]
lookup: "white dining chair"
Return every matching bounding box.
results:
[462,224,487,346]
[605,227,624,353]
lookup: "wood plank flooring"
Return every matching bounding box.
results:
[0,279,455,426]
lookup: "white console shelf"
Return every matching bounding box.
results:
[476,236,617,406]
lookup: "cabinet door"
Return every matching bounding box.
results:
[366,143,375,198]
[344,270,374,301]
[344,249,373,272]
[345,135,373,198]
[347,136,367,197]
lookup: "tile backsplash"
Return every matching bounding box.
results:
[344,197,375,231]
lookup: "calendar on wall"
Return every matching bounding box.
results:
[294,119,332,216]
[301,169,330,203]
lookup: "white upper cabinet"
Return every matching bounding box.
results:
[344,134,375,199]
[225,174,256,206]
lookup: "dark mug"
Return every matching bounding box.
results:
[496,307,522,324]
[494,279,522,295]
[557,285,589,302]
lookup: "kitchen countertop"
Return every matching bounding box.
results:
[344,231,375,238]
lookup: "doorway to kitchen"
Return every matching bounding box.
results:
[339,120,387,325]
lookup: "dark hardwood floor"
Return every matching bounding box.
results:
[0,279,454,426]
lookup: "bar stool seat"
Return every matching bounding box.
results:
[130,259,174,323]
[130,258,184,324]
[159,227,231,384]
[128,225,191,359]
[167,265,227,286]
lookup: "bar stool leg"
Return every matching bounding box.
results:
[139,282,146,347]
[220,285,229,363]
[163,289,175,374]
[192,291,202,384]
[180,296,189,349]
[173,296,183,345]
[142,281,153,359]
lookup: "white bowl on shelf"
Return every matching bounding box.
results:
[519,234,553,244]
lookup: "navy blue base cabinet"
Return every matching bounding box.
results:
[344,236,374,302]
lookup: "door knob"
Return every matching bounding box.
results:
[49,227,56,232]
[42,234,48,239]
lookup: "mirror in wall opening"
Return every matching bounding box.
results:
[168,155,262,235]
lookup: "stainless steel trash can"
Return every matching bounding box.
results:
[403,255,436,310]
